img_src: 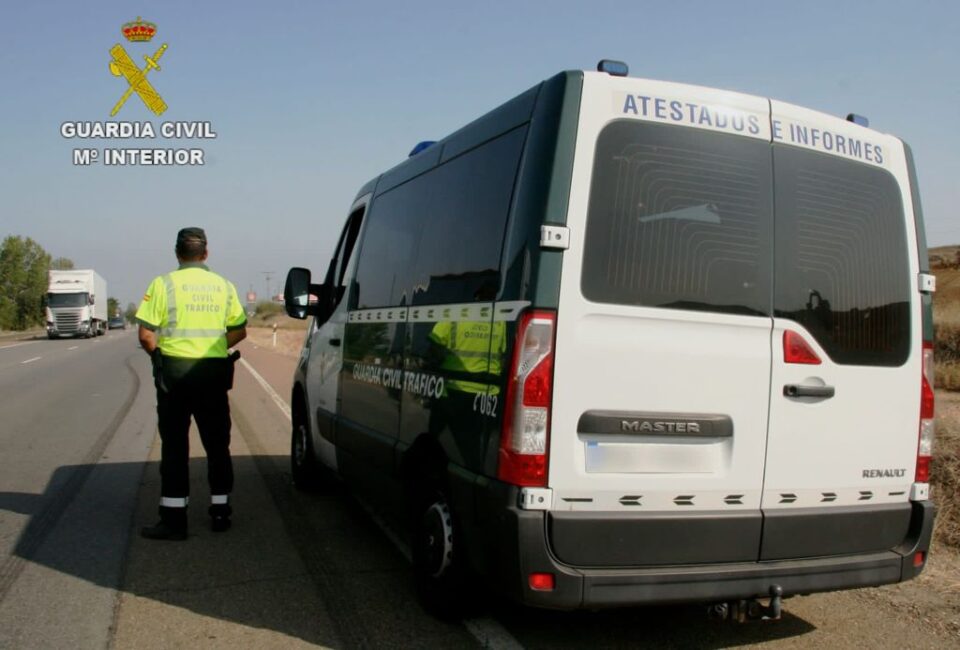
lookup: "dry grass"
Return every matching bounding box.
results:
[933,397,960,549]
[935,302,960,391]
[929,255,960,547]
[939,364,960,392]
[246,305,311,331]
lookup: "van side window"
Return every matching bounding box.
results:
[773,146,910,366]
[354,127,526,309]
[334,209,363,303]
[410,127,526,304]
[582,120,773,317]
[353,183,424,308]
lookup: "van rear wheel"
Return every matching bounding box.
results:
[413,494,468,619]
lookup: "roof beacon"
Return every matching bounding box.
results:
[597,59,629,77]
[409,140,436,157]
[846,113,869,128]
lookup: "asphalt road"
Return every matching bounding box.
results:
[0,331,155,648]
[0,331,953,648]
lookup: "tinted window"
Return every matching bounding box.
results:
[773,146,910,366]
[582,121,773,316]
[411,127,526,305]
[354,127,526,309]
[353,181,425,308]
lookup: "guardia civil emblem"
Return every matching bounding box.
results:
[108,17,168,116]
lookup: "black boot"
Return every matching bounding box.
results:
[209,502,232,533]
[141,506,187,540]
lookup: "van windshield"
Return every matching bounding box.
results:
[47,292,89,308]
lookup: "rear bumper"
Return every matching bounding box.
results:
[574,551,905,608]
[467,478,935,610]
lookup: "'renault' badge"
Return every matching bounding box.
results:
[109,17,168,117]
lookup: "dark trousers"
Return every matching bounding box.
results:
[156,357,234,503]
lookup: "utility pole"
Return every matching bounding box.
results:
[261,271,274,302]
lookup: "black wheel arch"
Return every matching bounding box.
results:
[400,434,450,510]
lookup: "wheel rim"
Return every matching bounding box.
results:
[293,424,307,467]
[421,502,453,578]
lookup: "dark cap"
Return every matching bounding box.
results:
[176,227,207,248]
[175,227,208,259]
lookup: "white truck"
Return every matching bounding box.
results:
[46,269,108,338]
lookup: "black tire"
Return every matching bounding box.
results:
[290,417,321,491]
[413,493,469,619]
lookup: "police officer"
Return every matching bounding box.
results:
[136,227,247,540]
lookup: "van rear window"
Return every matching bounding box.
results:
[581,120,911,366]
[582,120,773,317]
[773,146,910,366]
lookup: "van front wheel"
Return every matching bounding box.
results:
[413,496,467,619]
[290,420,320,491]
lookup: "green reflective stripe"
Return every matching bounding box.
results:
[157,328,226,338]
[162,274,177,328]
[135,317,158,331]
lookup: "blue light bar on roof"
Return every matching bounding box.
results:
[597,59,629,77]
[846,113,869,128]
[409,141,436,157]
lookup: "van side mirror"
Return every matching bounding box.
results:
[284,267,333,322]
[284,267,312,319]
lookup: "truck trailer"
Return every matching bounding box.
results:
[46,269,108,338]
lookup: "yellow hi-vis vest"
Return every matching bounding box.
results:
[135,263,247,359]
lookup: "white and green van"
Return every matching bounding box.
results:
[284,62,936,617]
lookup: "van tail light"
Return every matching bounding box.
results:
[528,573,555,591]
[916,340,934,483]
[498,310,556,487]
[783,330,821,365]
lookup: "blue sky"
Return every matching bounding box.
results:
[1,0,958,306]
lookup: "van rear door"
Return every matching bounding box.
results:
[548,75,774,567]
[760,102,921,559]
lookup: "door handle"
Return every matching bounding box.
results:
[783,384,834,398]
[329,338,341,347]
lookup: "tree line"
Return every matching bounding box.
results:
[0,235,122,331]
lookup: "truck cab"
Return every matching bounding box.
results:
[46,270,107,338]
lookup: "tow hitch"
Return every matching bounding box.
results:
[707,585,783,623]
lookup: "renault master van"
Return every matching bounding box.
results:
[283,62,936,617]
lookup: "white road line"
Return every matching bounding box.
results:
[238,357,291,421]
[68,346,79,350]
[239,355,525,650]
[0,341,36,350]
[21,356,42,365]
